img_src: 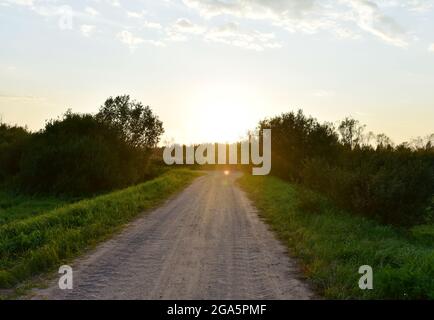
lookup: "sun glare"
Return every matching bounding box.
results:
[188,84,258,143]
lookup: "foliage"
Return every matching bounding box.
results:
[0,96,165,196]
[17,112,148,195]
[259,110,340,182]
[259,110,434,226]
[96,95,164,148]
[239,174,434,299]
[0,169,201,289]
[0,191,70,224]
[0,124,31,182]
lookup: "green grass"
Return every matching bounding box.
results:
[0,169,201,289]
[238,174,434,299]
[0,192,73,225]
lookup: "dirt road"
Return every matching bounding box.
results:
[33,171,314,300]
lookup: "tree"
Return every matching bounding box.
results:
[338,117,366,149]
[18,112,148,195]
[0,123,31,181]
[376,133,394,149]
[96,95,164,148]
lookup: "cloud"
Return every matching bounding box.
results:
[173,18,206,34]
[182,0,315,20]
[1,0,34,7]
[117,30,145,49]
[106,0,121,8]
[3,0,429,51]
[117,30,164,50]
[182,0,411,47]
[143,21,162,30]
[85,7,99,17]
[344,0,408,47]
[429,43,434,52]
[80,24,96,37]
[205,22,281,51]
[127,10,147,19]
[166,18,206,41]
[403,0,433,13]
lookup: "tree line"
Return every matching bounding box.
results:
[1,99,433,226]
[0,95,164,196]
[258,110,434,226]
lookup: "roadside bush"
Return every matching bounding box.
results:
[259,110,340,182]
[17,112,148,196]
[0,123,31,183]
[295,188,327,215]
[96,95,164,149]
[0,95,165,196]
[239,174,434,299]
[260,110,434,226]
[411,224,434,245]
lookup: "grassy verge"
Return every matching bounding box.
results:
[238,174,434,299]
[0,192,74,225]
[0,169,201,289]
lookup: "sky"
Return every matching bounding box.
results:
[0,0,433,144]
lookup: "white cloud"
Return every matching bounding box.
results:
[182,0,315,20]
[143,21,162,30]
[85,7,100,17]
[117,30,144,50]
[182,0,411,47]
[117,30,164,50]
[2,0,34,7]
[80,24,96,37]
[205,22,282,51]
[344,0,408,47]
[403,0,433,13]
[3,0,430,51]
[106,0,121,7]
[429,43,434,52]
[173,18,206,34]
[166,18,206,41]
[127,10,147,19]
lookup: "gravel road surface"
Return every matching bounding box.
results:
[32,171,314,300]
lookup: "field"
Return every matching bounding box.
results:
[238,174,434,299]
[0,169,201,292]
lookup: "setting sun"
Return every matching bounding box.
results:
[186,84,261,143]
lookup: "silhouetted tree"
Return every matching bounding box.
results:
[258,110,434,226]
[338,117,366,149]
[13,96,166,195]
[0,123,31,181]
[376,133,394,149]
[96,95,164,149]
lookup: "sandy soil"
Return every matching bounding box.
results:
[31,171,314,300]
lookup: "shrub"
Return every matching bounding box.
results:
[0,123,31,182]
[259,110,434,226]
[239,174,434,299]
[17,112,149,196]
[96,95,164,149]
